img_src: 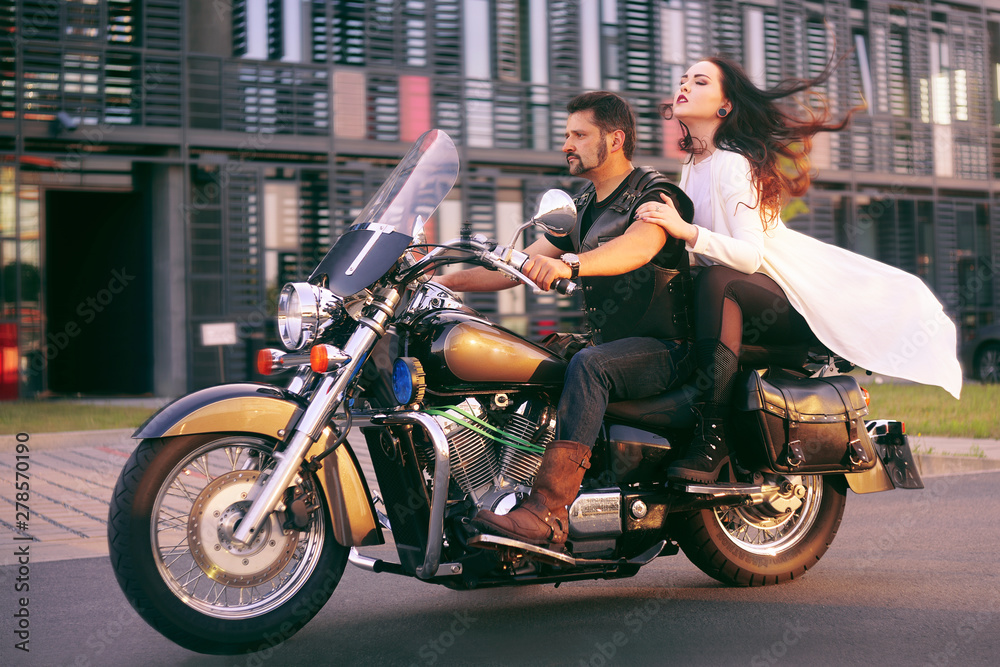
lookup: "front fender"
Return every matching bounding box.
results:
[308,427,383,547]
[134,383,304,440]
[134,383,382,548]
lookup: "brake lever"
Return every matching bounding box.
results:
[493,258,547,294]
[487,246,577,295]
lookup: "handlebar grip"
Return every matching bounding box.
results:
[553,278,577,295]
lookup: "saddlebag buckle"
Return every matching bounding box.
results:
[786,439,805,469]
[848,438,870,468]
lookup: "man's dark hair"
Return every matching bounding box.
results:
[567,91,637,160]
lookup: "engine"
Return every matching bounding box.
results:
[421,395,623,553]
[421,396,555,501]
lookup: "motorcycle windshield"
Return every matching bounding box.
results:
[311,129,460,296]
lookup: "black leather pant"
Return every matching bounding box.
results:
[693,265,815,405]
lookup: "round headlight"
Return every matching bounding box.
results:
[278,283,320,350]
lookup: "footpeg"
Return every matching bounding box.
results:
[677,481,768,494]
[468,533,576,567]
[674,481,781,505]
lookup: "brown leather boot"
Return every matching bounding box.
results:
[473,440,591,547]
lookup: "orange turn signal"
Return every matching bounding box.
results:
[258,349,280,375]
[257,348,311,375]
[310,345,330,373]
[310,344,351,373]
[861,386,870,408]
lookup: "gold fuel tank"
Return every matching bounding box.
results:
[407,311,568,389]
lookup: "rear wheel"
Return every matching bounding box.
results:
[672,474,846,586]
[108,434,348,654]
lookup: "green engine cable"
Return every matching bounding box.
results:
[424,405,547,456]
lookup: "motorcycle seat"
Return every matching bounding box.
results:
[604,342,846,432]
[739,342,810,369]
[606,383,701,430]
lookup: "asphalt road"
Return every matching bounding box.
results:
[2,470,998,667]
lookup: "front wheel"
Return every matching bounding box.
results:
[108,434,349,654]
[671,474,846,586]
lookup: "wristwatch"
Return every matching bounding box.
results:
[560,253,581,280]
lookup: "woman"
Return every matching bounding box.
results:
[635,57,962,484]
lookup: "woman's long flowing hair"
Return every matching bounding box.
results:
[661,55,855,228]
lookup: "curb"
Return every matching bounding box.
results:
[914,454,1000,478]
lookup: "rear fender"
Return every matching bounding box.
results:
[845,420,923,493]
[843,457,894,494]
[134,383,382,547]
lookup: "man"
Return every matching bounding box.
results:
[436,91,694,548]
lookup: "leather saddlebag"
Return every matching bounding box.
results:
[735,370,877,474]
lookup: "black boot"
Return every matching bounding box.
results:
[667,404,730,483]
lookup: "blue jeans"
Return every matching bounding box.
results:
[556,337,693,446]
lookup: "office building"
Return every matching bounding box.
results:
[1,0,997,397]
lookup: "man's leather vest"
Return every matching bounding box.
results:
[571,167,694,345]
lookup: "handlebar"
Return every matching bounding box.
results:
[400,237,578,295]
[553,278,578,295]
[499,246,577,295]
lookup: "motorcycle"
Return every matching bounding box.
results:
[108,130,924,654]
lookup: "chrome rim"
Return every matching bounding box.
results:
[713,474,823,556]
[979,347,1000,383]
[150,436,325,619]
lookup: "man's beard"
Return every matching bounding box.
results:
[568,137,608,176]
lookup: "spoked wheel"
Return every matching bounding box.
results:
[672,474,846,586]
[976,343,1000,383]
[108,434,348,654]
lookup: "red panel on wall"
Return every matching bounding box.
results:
[662,115,686,161]
[400,75,431,142]
[0,323,18,400]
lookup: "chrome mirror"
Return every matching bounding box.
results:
[504,190,577,250]
[530,189,576,237]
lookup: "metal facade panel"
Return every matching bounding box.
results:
[144,0,183,51]
[144,54,182,127]
[188,166,264,390]
[461,172,499,315]
[220,59,330,135]
[710,0,742,58]
[935,200,960,313]
[431,0,462,77]
[549,1,581,89]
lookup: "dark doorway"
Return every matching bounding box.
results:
[45,191,152,395]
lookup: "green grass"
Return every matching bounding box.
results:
[910,442,987,458]
[0,381,997,438]
[0,402,157,435]
[863,381,1000,440]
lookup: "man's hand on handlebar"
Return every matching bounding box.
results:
[522,255,572,291]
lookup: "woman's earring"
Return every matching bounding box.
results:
[718,108,729,117]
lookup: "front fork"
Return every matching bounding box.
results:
[232,287,400,546]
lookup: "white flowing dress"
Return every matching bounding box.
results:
[677,149,963,400]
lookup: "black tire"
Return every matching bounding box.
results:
[975,342,1000,383]
[108,434,349,654]
[671,474,846,587]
